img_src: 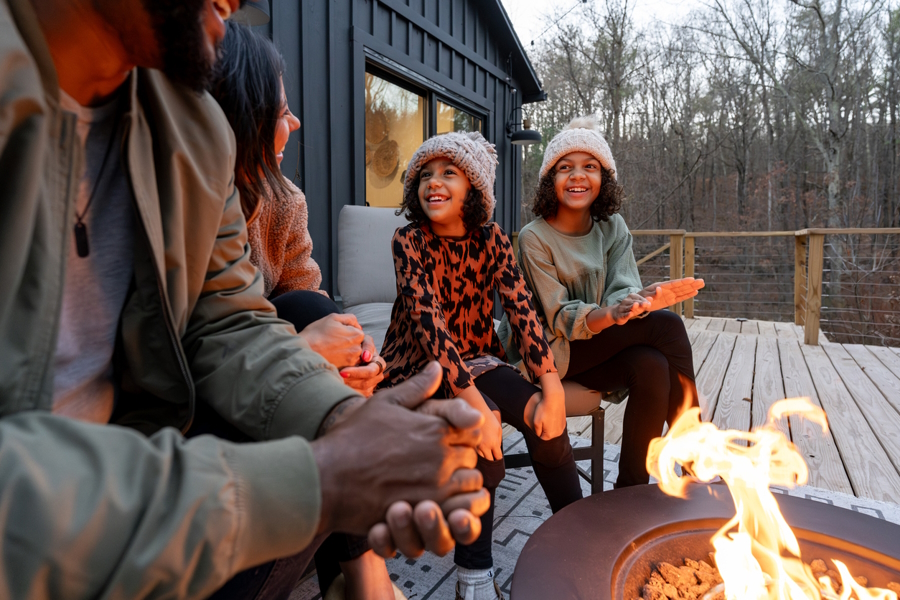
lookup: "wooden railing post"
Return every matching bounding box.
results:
[670,233,684,315]
[684,236,695,318]
[804,233,825,345]
[794,234,808,326]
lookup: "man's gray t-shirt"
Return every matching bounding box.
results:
[53,88,135,423]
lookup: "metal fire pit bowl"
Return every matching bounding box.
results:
[511,484,900,600]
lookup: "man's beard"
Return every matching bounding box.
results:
[142,0,217,92]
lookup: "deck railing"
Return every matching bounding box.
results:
[630,228,900,346]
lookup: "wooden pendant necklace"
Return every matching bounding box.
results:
[73,120,119,258]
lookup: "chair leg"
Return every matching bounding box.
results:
[591,408,605,494]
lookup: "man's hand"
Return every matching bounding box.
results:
[339,336,385,397]
[524,373,567,440]
[367,490,491,558]
[638,278,705,312]
[297,313,365,368]
[311,362,487,549]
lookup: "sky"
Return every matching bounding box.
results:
[498,0,704,49]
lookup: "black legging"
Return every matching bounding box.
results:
[435,365,584,570]
[565,310,698,488]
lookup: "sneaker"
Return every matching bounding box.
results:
[455,579,503,600]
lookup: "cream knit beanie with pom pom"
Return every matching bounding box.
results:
[404,131,500,219]
[539,115,617,181]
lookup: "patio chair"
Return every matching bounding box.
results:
[337,205,607,495]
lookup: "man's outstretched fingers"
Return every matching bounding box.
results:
[440,489,491,519]
[385,501,426,558]
[417,397,484,435]
[414,501,455,556]
[368,522,397,558]
[441,466,483,496]
[446,508,482,546]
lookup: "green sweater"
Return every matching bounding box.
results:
[506,215,643,378]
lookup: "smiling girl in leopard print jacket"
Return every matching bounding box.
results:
[379,132,583,600]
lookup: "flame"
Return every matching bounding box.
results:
[647,397,897,600]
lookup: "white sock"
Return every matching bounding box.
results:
[456,567,496,600]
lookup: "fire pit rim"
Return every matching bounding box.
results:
[510,484,900,600]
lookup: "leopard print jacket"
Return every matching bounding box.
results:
[380,223,557,396]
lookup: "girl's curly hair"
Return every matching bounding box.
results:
[397,174,489,232]
[531,165,624,222]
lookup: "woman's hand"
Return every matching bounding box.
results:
[297,313,365,368]
[457,386,503,461]
[586,296,649,332]
[638,277,705,312]
[611,293,652,324]
[339,336,385,397]
[525,373,567,440]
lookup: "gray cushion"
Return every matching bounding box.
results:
[344,302,394,354]
[338,205,408,308]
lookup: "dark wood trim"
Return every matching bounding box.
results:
[352,26,366,205]
[375,0,510,82]
[354,27,493,112]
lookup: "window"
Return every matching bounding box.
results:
[365,72,427,208]
[364,67,486,207]
[436,101,482,135]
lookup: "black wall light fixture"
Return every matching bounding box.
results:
[232,0,270,26]
[506,107,542,146]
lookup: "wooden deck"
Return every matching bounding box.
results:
[562,317,900,504]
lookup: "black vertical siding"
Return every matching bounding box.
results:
[272,0,540,294]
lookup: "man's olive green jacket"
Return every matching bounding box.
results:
[0,0,361,597]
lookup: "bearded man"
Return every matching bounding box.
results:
[0,1,489,598]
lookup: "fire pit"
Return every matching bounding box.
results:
[510,484,900,599]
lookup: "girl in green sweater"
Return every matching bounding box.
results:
[515,116,704,488]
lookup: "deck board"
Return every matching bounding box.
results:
[866,345,900,383]
[843,344,900,414]
[741,320,760,335]
[723,319,742,334]
[600,400,628,445]
[774,322,797,339]
[757,320,777,337]
[777,339,853,494]
[802,344,900,502]
[690,330,719,372]
[711,335,756,433]
[697,333,738,421]
[705,318,727,332]
[822,344,900,476]
[750,337,789,438]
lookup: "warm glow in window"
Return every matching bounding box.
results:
[436,101,483,135]
[365,73,426,208]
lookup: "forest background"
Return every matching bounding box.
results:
[511,0,900,345]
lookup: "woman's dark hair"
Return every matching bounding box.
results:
[531,165,624,222]
[397,173,489,232]
[209,21,291,222]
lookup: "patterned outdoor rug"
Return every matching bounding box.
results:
[290,433,900,600]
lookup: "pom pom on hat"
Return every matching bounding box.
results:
[539,115,617,181]
[404,131,499,222]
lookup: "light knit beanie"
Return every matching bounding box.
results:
[539,115,617,181]
[404,131,499,220]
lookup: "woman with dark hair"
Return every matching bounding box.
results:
[209,22,399,600]
[210,21,385,398]
[504,115,705,489]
